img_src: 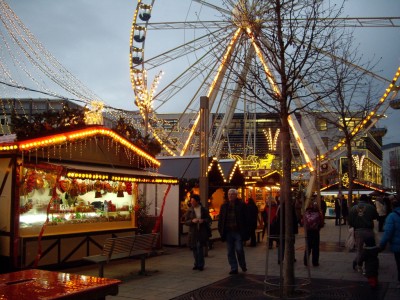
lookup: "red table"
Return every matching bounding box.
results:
[0,269,121,299]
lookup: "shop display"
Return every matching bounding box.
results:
[18,166,136,234]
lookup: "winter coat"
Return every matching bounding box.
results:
[379,207,400,253]
[246,201,259,231]
[263,204,278,225]
[341,199,349,217]
[184,205,212,248]
[218,199,249,241]
[303,208,324,231]
[274,203,299,235]
[348,200,378,230]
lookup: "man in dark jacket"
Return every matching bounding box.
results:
[184,194,212,271]
[348,194,378,271]
[218,188,248,274]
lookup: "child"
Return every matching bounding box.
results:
[358,236,379,288]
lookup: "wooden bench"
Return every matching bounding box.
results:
[83,233,159,278]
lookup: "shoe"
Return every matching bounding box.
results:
[313,263,319,267]
[198,267,204,271]
[242,267,247,272]
[229,270,238,275]
[192,266,198,270]
[352,261,357,270]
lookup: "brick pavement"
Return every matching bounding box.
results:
[61,218,400,299]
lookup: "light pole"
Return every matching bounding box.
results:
[200,96,209,207]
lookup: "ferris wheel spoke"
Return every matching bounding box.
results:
[143,20,231,30]
[143,27,228,70]
[152,46,224,111]
[192,0,231,15]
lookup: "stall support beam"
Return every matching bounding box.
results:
[200,96,209,207]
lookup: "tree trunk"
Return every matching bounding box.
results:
[346,137,353,206]
[281,112,295,296]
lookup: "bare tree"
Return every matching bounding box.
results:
[304,35,381,207]
[220,0,373,296]
[385,147,400,195]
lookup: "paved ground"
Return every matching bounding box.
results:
[61,219,400,299]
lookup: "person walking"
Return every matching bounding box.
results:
[218,188,248,275]
[184,194,212,271]
[335,196,341,226]
[303,201,324,267]
[320,196,327,224]
[246,197,259,247]
[295,196,303,227]
[375,196,387,232]
[379,195,400,288]
[358,236,379,288]
[348,194,378,271]
[263,197,279,249]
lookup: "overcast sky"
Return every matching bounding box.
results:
[4,0,400,144]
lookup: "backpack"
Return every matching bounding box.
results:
[304,210,321,230]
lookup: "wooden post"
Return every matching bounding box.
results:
[200,96,209,208]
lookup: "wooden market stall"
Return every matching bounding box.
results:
[157,156,244,246]
[320,180,387,217]
[0,126,178,272]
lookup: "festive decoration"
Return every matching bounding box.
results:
[264,128,280,151]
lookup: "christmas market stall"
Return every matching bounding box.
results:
[320,180,386,217]
[0,126,178,272]
[157,156,244,246]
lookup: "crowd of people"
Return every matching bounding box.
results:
[183,189,400,289]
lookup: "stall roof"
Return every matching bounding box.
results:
[218,159,239,179]
[0,126,159,170]
[157,156,203,179]
[260,170,282,185]
[157,156,244,186]
[320,180,386,196]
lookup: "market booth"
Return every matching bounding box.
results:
[0,126,178,272]
[320,180,386,217]
[157,156,244,246]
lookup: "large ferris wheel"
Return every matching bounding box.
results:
[129,0,400,169]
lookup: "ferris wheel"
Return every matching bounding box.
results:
[129,0,400,166]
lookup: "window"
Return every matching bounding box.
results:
[315,118,327,131]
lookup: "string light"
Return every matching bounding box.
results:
[3,126,160,168]
[263,128,280,151]
[352,154,365,171]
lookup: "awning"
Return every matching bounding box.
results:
[24,162,179,184]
